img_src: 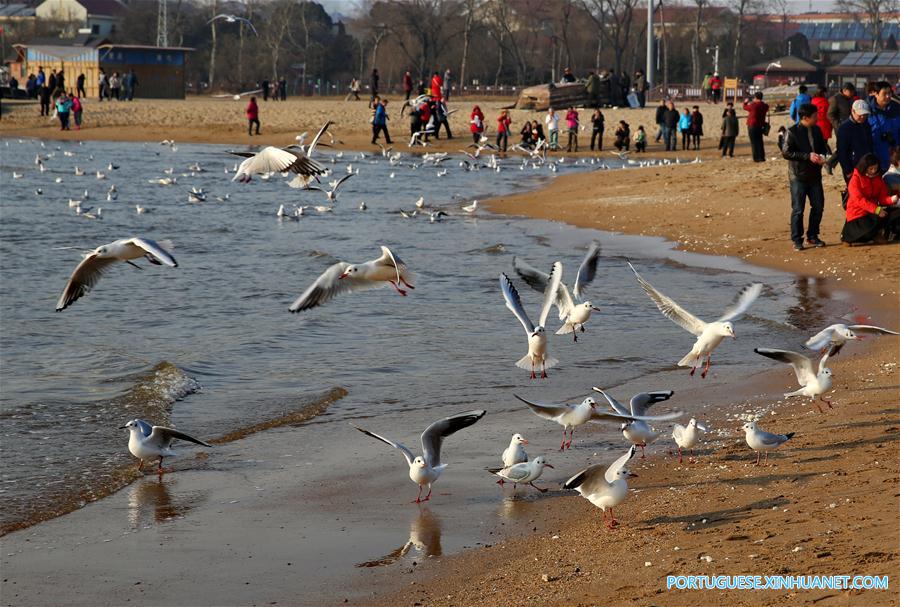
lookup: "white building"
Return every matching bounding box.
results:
[35,0,127,37]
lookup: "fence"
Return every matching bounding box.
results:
[652,83,760,102]
[291,80,521,98]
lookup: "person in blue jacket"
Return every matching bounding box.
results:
[866,81,900,171]
[789,84,811,124]
[678,108,692,150]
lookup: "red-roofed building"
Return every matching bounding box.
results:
[35,0,127,37]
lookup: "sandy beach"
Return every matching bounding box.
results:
[2,96,898,607]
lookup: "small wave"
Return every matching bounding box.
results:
[479,243,507,255]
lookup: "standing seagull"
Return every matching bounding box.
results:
[289,246,415,312]
[563,446,638,529]
[56,237,177,311]
[742,421,794,466]
[501,433,529,467]
[671,418,708,463]
[500,263,562,378]
[754,346,837,412]
[120,419,211,473]
[351,410,486,503]
[628,262,762,378]
[489,456,554,493]
[805,323,899,355]
[514,243,602,341]
[592,387,675,458]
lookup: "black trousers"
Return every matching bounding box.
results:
[77,84,86,98]
[248,118,260,135]
[590,128,603,150]
[789,179,824,244]
[721,136,735,157]
[372,123,391,144]
[748,126,766,162]
[496,131,508,151]
[681,130,690,150]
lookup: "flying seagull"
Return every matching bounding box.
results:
[229,122,331,184]
[207,14,258,35]
[805,323,899,355]
[500,263,562,379]
[754,346,837,412]
[592,387,675,458]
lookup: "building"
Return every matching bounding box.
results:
[12,35,193,99]
[746,55,823,86]
[35,0,127,37]
[0,3,37,24]
[827,51,900,90]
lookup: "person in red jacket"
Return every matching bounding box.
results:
[403,70,413,100]
[430,71,443,101]
[246,97,260,135]
[742,91,769,162]
[841,153,900,244]
[811,86,832,142]
[496,109,511,152]
[470,105,485,144]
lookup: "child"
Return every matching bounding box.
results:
[469,105,484,144]
[70,90,83,130]
[721,108,738,158]
[496,109,511,152]
[55,92,72,130]
[565,106,579,152]
[246,97,260,135]
[633,126,646,152]
[841,153,900,244]
[678,108,692,150]
[777,126,787,152]
[613,120,630,151]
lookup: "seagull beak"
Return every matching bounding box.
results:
[338,272,348,280]
[522,439,529,445]
[627,472,639,478]
[591,305,601,312]
[118,425,128,429]
[544,463,554,469]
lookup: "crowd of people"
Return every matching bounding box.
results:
[256,77,289,102]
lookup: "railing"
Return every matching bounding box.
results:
[293,81,521,97]
[650,83,762,102]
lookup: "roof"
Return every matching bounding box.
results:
[828,50,900,74]
[74,0,127,17]
[98,43,195,52]
[796,21,900,42]
[0,3,36,17]
[634,5,730,25]
[747,55,821,72]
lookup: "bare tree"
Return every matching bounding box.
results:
[836,0,898,50]
[261,0,295,81]
[581,0,640,74]
[690,0,707,85]
[730,0,762,74]
[208,0,218,88]
[769,0,789,55]
[459,0,478,90]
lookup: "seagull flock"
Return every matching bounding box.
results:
[24,122,898,531]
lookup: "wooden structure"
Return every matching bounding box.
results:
[515,82,606,111]
[827,51,900,90]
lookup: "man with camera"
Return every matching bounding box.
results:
[866,81,900,172]
[783,103,829,251]
[743,92,769,162]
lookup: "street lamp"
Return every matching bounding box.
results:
[705,45,720,74]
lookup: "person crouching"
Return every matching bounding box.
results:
[841,153,900,245]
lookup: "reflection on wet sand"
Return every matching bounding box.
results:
[356,506,442,568]
[127,476,198,527]
[786,276,832,332]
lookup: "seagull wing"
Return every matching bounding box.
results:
[306,121,333,158]
[333,173,354,192]
[351,424,414,466]
[753,429,793,448]
[562,462,606,492]
[148,426,212,449]
[590,387,630,416]
[56,253,119,311]
[538,262,563,328]
[718,283,763,323]
[629,390,675,417]
[628,262,706,336]
[134,419,154,437]
[376,245,410,286]
[818,344,839,374]
[236,16,258,35]
[849,325,900,337]
[573,242,601,300]
[420,410,486,468]
[491,462,531,482]
[500,274,535,336]
[127,237,177,267]
[233,147,298,180]
[804,324,840,351]
[288,262,380,312]
[514,394,571,421]
[590,409,683,423]
[605,445,637,483]
[754,348,816,385]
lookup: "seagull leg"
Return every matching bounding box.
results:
[389,281,408,297]
[157,457,164,474]
[700,356,711,379]
[541,360,548,379]
[565,429,574,450]
[400,277,415,290]
[639,443,646,459]
[529,482,547,493]
[689,365,696,377]
[496,478,505,486]
[423,486,432,502]
[137,459,144,471]
[820,396,833,410]
[125,260,143,270]
[678,448,683,464]
[413,485,423,503]
[754,451,761,466]
[764,452,769,466]
[572,329,578,343]
[559,430,567,451]
[815,400,825,414]
[606,509,619,529]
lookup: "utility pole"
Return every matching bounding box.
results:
[156,0,168,47]
[706,44,719,73]
[646,0,654,92]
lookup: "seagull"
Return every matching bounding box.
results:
[229,122,331,184]
[288,245,415,312]
[501,433,529,468]
[462,200,478,214]
[429,211,448,223]
[351,410,486,503]
[56,237,178,311]
[358,201,367,211]
[671,418,708,463]
[74,167,85,176]
[206,13,258,35]
[135,205,148,214]
[514,243,601,342]
[563,445,638,529]
[628,262,762,378]
[592,388,675,458]
[415,196,425,209]
[120,419,211,473]
[742,421,794,466]
[754,347,837,412]
[306,173,353,204]
[515,394,683,451]
[500,265,563,379]
[489,456,554,493]
[805,323,899,355]
[187,190,206,203]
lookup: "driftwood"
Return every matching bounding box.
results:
[515,82,616,111]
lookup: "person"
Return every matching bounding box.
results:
[469,105,484,144]
[55,70,65,97]
[55,92,72,130]
[866,81,900,171]
[418,98,433,140]
[777,126,787,152]
[48,70,57,101]
[690,105,703,150]
[369,69,379,107]
[520,120,534,148]
[39,74,51,117]
[585,71,600,107]
[783,103,829,251]
[279,77,287,101]
[98,68,107,101]
[442,68,451,101]
[36,66,46,100]
[837,100,875,183]
[608,69,622,106]
[348,78,360,101]
[371,97,392,145]
[721,108,738,157]
[743,92,769,162]
[662,100,679,151]
[434,99,452,139]
[619,71,630,105]
[613,120,630,151]
[710,73,722,104]
[532,121,545,145]
[654,98,667,143]
[633,126,647,152]
[701,72,712,102]
[261,78,269,101]
[885,147,900,194]
[26,74,36,99]
[565,106,579,152]
[789,84,811,124]
[246,96,260,135]
[403,70,413,100]
[545,108,560,151]
[109,72,121,100]
[496,109,511,152]
[678,108,692,150]
[70,91,83,130]
[634,69,647,108]
[590,108,604,151]
[561,67,576,83]
[416,79,426,97]
[76,73,86,99]
[810,86,832,142]
[717,101,734,149]
[126,70,138,101]
[827,82,856,136]
[841,153,900,244]
[430,71,443,101]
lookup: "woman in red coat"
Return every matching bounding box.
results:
[811,86,832,142]
[470,105,485,144]
[430,72,443,101]
[841,153,900,244]
[246,97,260,135]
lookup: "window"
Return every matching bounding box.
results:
[91,24,99,34]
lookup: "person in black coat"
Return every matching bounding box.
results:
[654,98,667,143]
[783,103,829,250]
[837,100,875,184]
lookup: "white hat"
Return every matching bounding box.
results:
[852,99,870,115]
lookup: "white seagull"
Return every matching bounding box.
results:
[306,173,353,204]
[462,200,478,214]
[671,418,708,463]
[592,387,676,458]
[742,421,794,466]
[288,245,415,312]
[499,263,562,379]
[501,433,528,468]
[805,323,899,355]
[120,419,211,473]
[229,122,331,185]
[489,456,554,492]
[629,262,762,378]
[514,242,602,342]
[56,237,178,311]
[351,410,486,503]
[563,445,638,529]
[754,346,837,412]
[206,14,258,35]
